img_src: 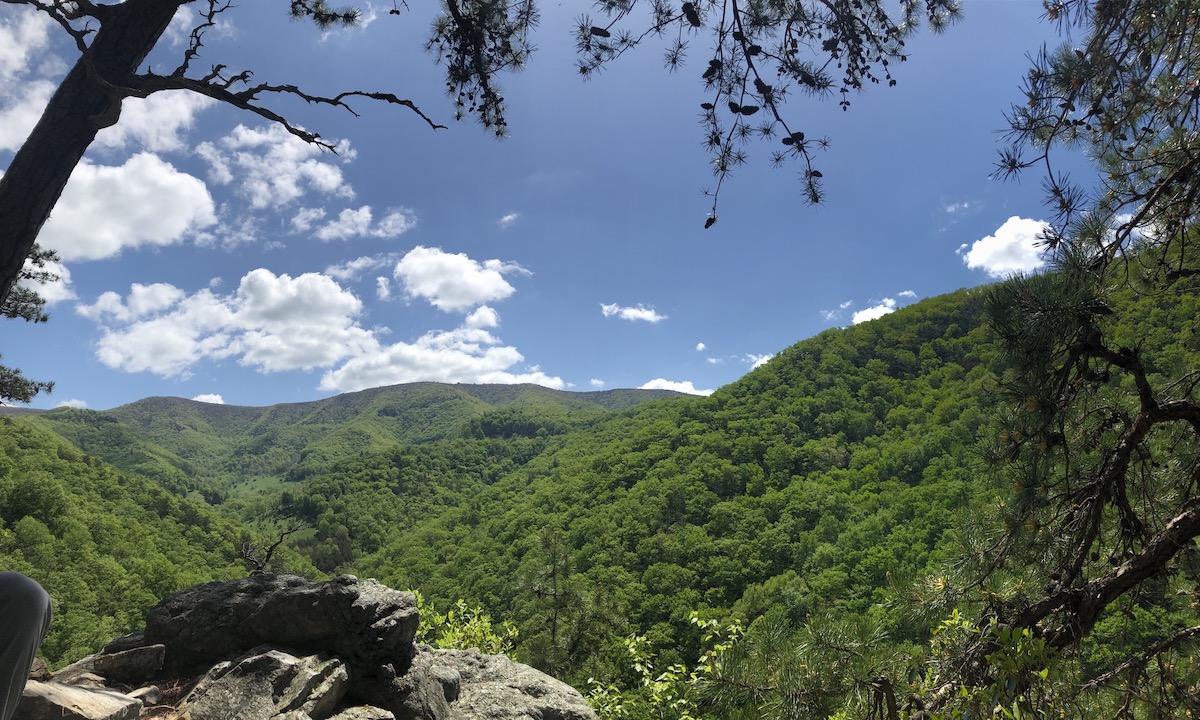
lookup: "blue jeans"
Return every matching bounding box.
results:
[0,572,51,720]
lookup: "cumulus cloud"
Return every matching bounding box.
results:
[745,353,773,368]
[639,378,713,396]
[196,124,354,209]
[77,282,184,323]
[600,303,667,323]
[313,206,417,241]
[852,298,898,324]
[78,270,376,376]
[39,154,216,261]
[960,216,1049,278]
[318,325,564,393]
[695,342,706,351]
[464,306,500,329]
[76,268,560,393]
[94,92,215,153]
[55,399,87,409]
[498,213,520,228]
[590,378,605,388]
[394,246,529,313]
[191,393,224,404]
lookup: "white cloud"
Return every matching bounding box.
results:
[639,378,713,396]
[600,303,667,323]
[394,246,528,313]
[40,154,216,261]
[196,124,354,209]
[324,254,396,281]
[318,325,564,393]
[589,378,605,388]
[376,277,391,300]
[0,79,53,152]
[695,342,706,351]
[898,290,917,298]
[79,269,376,376]
[76,283,185,322]
[706,357,722,364]
[77,268,559,394]
[292,207,327,232]
[94,92,214,153]
[944,200,971,214]
[54,399,87,409]
[960,216,1049,278]
[313,206,416,241]
[852,298,897,324]
[0,9,51,82]
[498,213,520,228]
[820,300,856,322]
[745,353,773,368]
[191,393,225,404]
[465,306,500,329]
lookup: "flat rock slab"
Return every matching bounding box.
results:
[19,680,141,720]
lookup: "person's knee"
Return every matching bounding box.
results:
[0,572,51,631]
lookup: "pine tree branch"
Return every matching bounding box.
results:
[1012,504,1200,647]
[120,71,445,150]
[1084,624,1200,690]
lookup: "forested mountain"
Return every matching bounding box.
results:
[1,287,996,667]
[2,274,1197,717]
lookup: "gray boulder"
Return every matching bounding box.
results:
[52,644,166,685]
[430,649,595,720]
[175,648,348,720]
[143,574,418,676]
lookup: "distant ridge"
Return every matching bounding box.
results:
[109,382,683,417]
[19,382,685,490]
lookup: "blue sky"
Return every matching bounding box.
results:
[1,1,1085,410]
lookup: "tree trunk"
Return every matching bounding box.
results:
[0,0,182,303]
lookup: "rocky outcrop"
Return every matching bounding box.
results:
[18,575,595,720]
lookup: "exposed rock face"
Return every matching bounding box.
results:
[141,574,418,678]
[175,648,348,720]
[433,649,596,720]
[19,575,596,720]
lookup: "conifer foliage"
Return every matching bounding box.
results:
[936,0,1200,714]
